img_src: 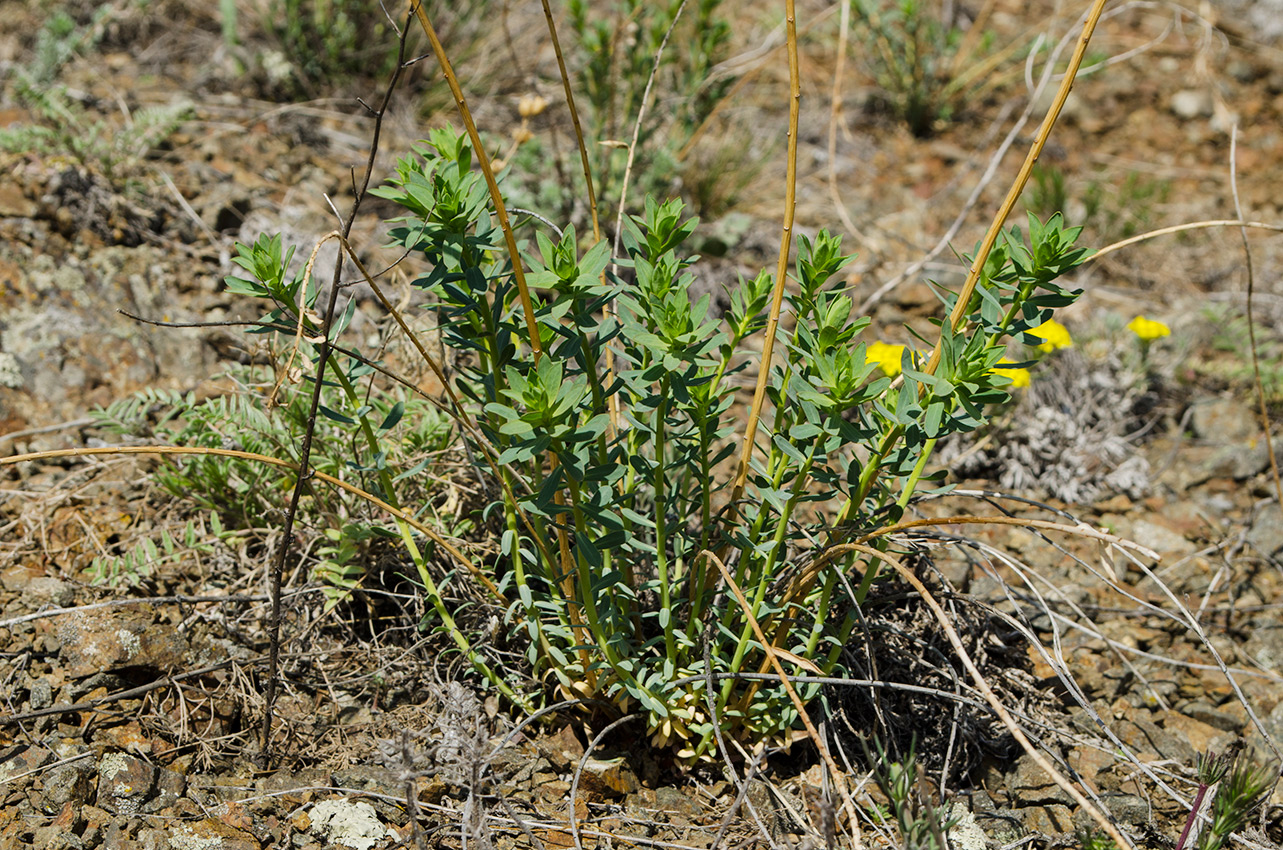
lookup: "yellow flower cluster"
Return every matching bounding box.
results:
[1027,319,1073,353]
[864,341,1035,388]
[992,359,1031,388]
[865,341,906,377]
[1126,315,1170,341]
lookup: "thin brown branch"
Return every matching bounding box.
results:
[727,0,801,514]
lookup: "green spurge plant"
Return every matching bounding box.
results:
[347,122,1093,757]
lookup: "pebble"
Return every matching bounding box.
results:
[1170,89,1215,120]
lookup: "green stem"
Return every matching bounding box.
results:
[714,442,818,719]
[329,358,523,707]
[559,459,659,705]
[653,377,676,663]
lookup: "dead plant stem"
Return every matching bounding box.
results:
[924,0,1109,375]
[728,0,800,514]
[409,0,541,361]
[257,12,413,766]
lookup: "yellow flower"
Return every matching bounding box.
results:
[866,341,906,377]
[992,358,1031,388]
[1027,319,1072,353]
[1126,315,1170,341]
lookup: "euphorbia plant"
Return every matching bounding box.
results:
[214,0,1107,760]
[226,122,1090,757]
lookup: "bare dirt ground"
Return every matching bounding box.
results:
[3,1,1283,849]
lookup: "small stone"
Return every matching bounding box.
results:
[169,818,259,850]
[1201,438,1281,482]
[30,823,83,849]
[972,805,1024,847]
[39,758,95,811]
[96,752,156,815]
[1182,701,1246,733]
[654,785,701,820]
[1228,60,1257,83]
[1067,747,1115,792]
[1020,804,1074,836]
[260,768,333,804]
[578,756,640,799]
[29,678,53,712]
[1010,754,1070,805]
[1160,711,1231,755]
[0,564,43,592]
[1247,512,1283,560]
[1073,793,1149,830]
[1129,519,1196,557]
[96,720,152,755]
[1170,89,1214,120]
[1189,396,1258,442]
[0,745,54,784]
[0,183,37,218]
[137,827,170,850]
[331,765,406,823]
[308,799,392,850]
[146,767,187,813]
[29,577,76,607]
[1116,713,1195,764]
[58,608,188,678]
[539,724,586,771]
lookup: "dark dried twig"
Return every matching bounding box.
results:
[258,10,416,767]
[0,658,249,726]
[0,590,314,630]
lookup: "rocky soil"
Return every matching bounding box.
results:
[4,1,1283,848]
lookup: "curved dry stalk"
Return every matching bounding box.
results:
[853,3,1069,316]
[842,540,1135,850]
[1122,549,1283,764]
[1090,219,1283,262]
[539,0,600,244]
[538,0,619,437]
[0,444,499,597]
[1230,126,1283,529]
[409,1,541,361]
[826,0,870,246]
[609,0,689,265]
[955,536,1190,806]
[410,1,604,663]
[699,548,864,847]
[856,0,1176,318]
[728,0,801,512]
[785,513,1158,607]
[268,229,347,406]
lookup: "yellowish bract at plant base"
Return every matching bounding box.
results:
[992,358,1031,388]
[866,341,907,377]
[1127,315,1170,341]
[1028,319,1073,352]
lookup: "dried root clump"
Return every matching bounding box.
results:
[831,567,1048,782]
